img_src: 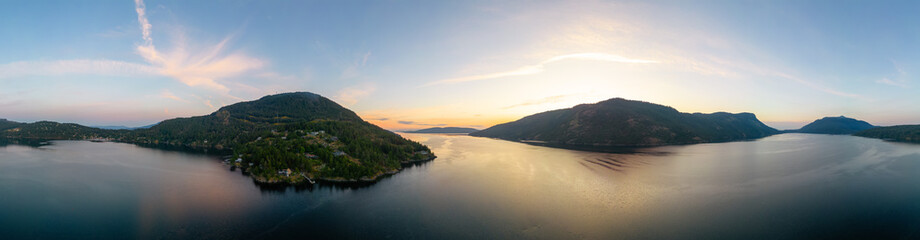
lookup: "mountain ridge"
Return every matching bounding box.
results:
[471,97,779,147]
[795,116,875,134]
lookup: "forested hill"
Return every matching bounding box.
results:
[854,125,920,143]
[470,98,779,147]
[0,92,434,183]
[132,92,363,149]
[795,116,875,134]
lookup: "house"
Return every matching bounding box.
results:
[416,151,429,155]
[278,168,292,177]
[305,153,318,158]
[333,151,346,157]
[235,158,243,163]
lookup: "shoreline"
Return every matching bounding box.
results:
[4,137,437,186]
[251,155,437,185]
[467,134,781,153]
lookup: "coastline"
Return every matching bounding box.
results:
[2,137,437,186]
[469,134,781,154]
[251,155,437,185]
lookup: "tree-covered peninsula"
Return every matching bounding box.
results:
[0,92,434,183]
[854,125,920,143]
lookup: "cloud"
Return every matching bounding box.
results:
[333,83,376,106]
[340,65,360,79]
[0,0,264,96]
[503,94,578,109]
[425,52,656,86]
[158,90,188,102]
[397,121,447,127]
[134,0,264,92]
[361,52,371,66]
[875,62,910,88]
[134,0,153,45]
[0,100,22,108]
[0,60,158,79]
[544,53,658,64]
[771,72,870,100]
[876,78,908,88]
[340,51,372,79]
[370,117,390,121]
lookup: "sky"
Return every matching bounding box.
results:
[1,0,918,130]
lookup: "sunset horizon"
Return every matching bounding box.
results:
[3,0,918,131]
[3,1,920,239]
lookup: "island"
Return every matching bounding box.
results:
[404,127,479,134]
[854,125,920,143]
[794,116,875,134]
[0,92,435,184]
[470,97,779,147]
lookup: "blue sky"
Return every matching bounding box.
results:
[0,0,918,130]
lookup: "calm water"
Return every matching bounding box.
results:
[2,134,920,239]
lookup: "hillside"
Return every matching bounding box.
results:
[0,119,23,130]
[0,92,434,183]
[796,116,875,134]
[0,120,112,140]
[854,125,920,143]
[470,98,779,147]
[405,127,479,134]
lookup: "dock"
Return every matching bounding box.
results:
[301,173,316,184]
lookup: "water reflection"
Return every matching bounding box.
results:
[2,134,920,239]
[0,138,52,148]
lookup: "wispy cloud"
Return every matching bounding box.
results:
[134,0,153,45]
[875,61,910,88]
[361,52,372,66]
[0,59,158,79]
[503,94,579,109]
[0,100,22,108]
[1,0,265,96]
[158,90,188,102]
[340,51,372,79]
[425,52,656,86]
[772,72,869,100]
[134,0,264,92]
[397,121,447,127]
[333,83,376,106]
[876,78,908,88]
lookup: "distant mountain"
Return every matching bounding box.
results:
[1,92,434,183]
[406,127,479,134]
[796,116,874,134]
[854,125,920,143]
[91,125,132,130]
[90,124,154,130]
[470,98,779,147]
